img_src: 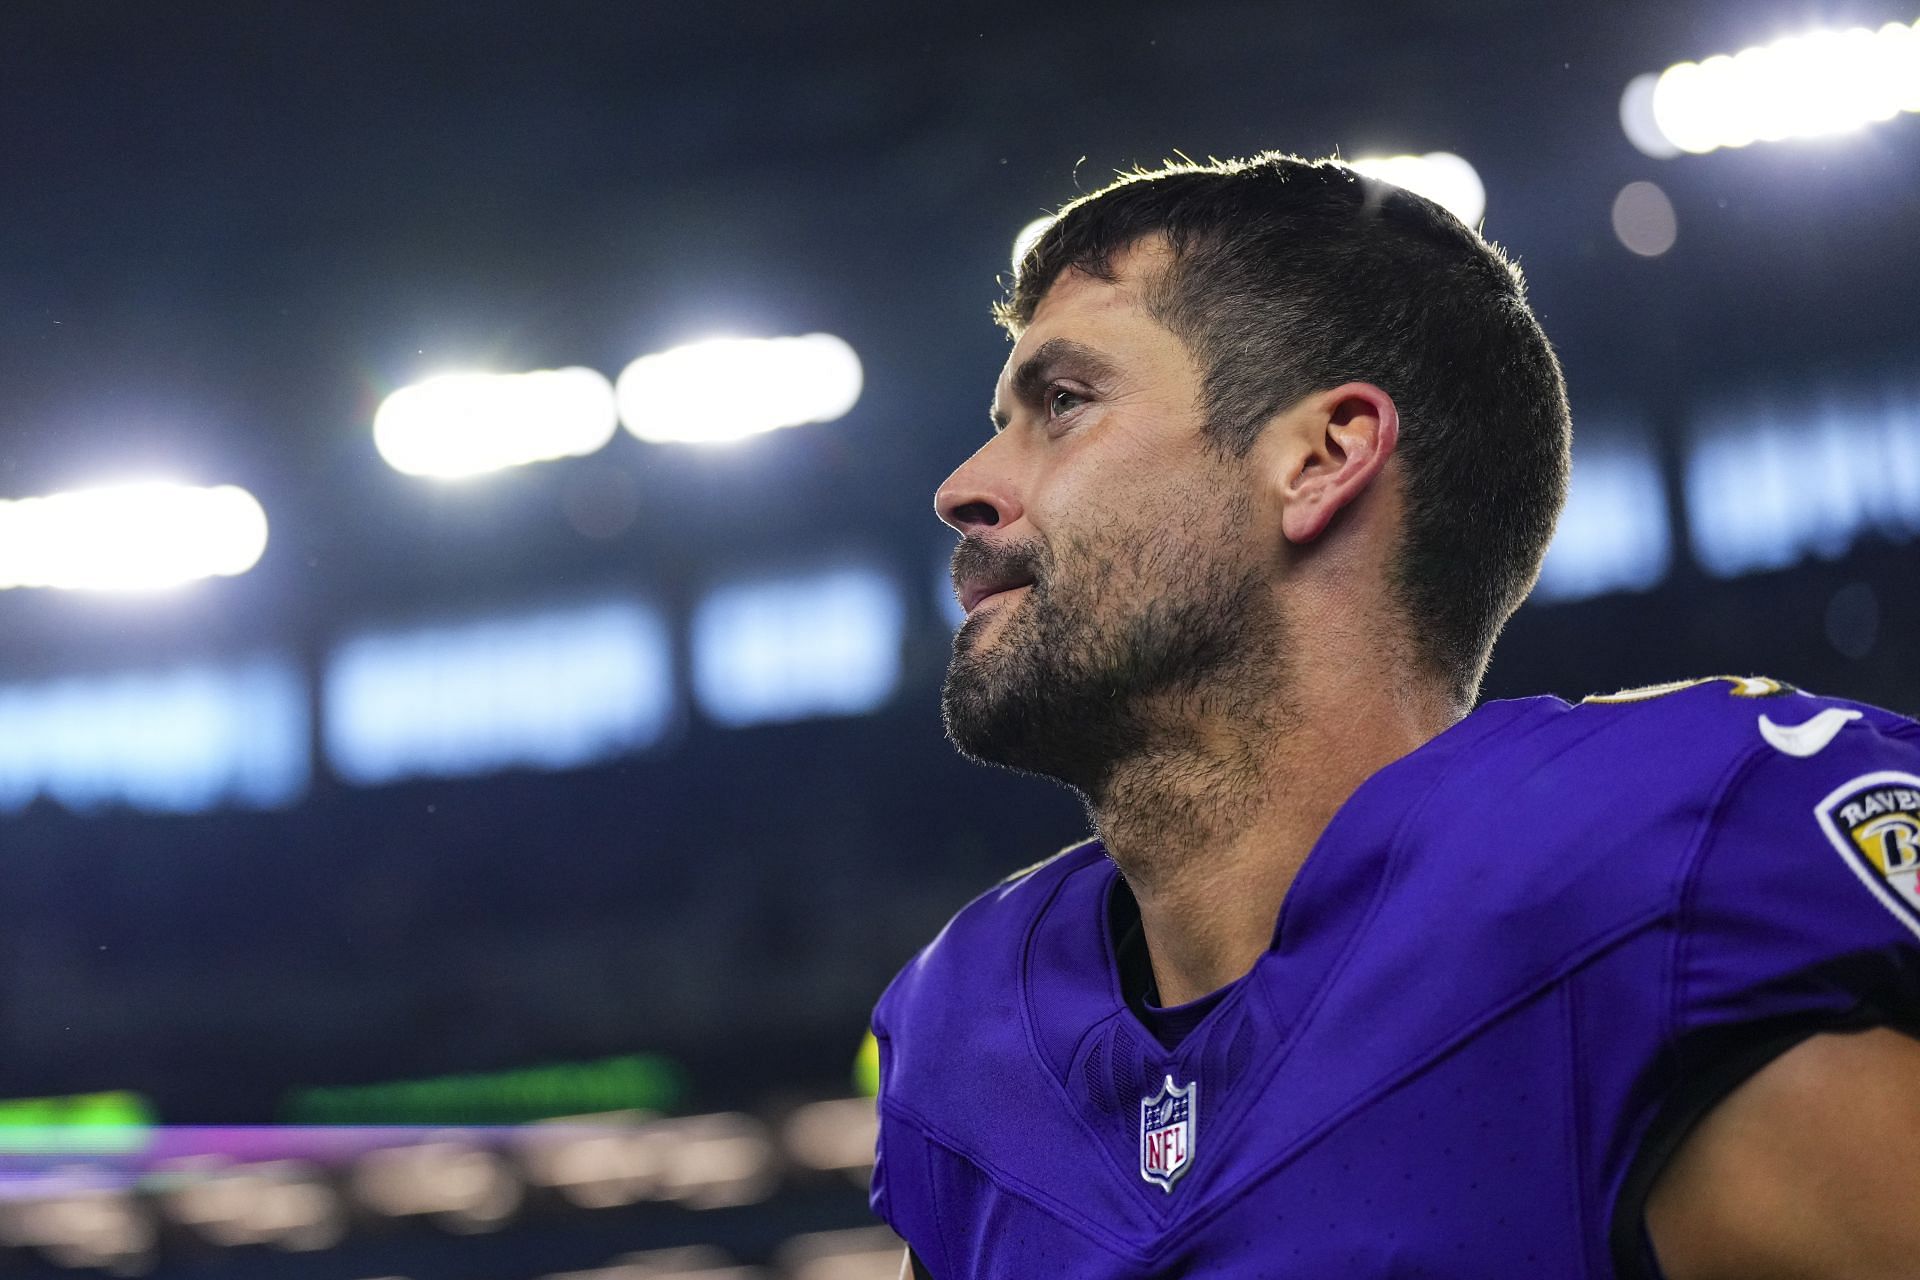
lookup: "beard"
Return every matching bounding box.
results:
[940,498,1284,802]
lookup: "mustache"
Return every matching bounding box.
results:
[951,535,1044,596]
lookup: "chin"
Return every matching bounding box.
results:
[942,655,1040,771]
[941,652,1121,793]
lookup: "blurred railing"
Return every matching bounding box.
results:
[0,1097,892,1278]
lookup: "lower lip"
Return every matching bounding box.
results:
[967,583,1031,616]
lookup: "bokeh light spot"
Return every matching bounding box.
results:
[1611,181,1678,257]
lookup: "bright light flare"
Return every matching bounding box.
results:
[1627,19,1920,156]
[615,334,862,445]
[374,366,617,478]
[0,482,268,591]
[1348,152,1487,227]
[1011,215,1054,274]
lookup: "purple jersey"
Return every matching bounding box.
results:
[870,679,1920,1277]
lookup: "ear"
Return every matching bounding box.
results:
[1274,382,1399,545]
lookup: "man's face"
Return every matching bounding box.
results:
[936,243,1289,796]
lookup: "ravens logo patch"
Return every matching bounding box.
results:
[1816,771,1920,943]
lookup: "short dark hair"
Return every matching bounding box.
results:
[998,153,1571,705]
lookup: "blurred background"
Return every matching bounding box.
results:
[0,1,1915,1275]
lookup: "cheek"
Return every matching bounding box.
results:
[1036,454,1249,586]
[1050,505,1176,601]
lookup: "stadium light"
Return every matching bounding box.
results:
[1622,20,1920,157]
[0,657,309,814]
[1011,215,1054,274]
[0,481,268,592]
[323,602,674,785]
[1533,434,1673,604]
[1348,152,1486,226]
[1686,383,1920,578]
[615,334,862,445]
[373,366,617,479]
[691,567,904,727]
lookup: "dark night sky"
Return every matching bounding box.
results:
[0,0,1915,1119]
[0,0,1914,671]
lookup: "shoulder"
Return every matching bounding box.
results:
[1392,679,1920,965]
[1574,674,1916,744]
[1584,686,1920,1279]
[1470,675,1919,822]
[1566,674,1915,755]
[1524,677,1920,1043]
[873,838,1107,1044]
[1572,674,1917,748]
[866,839,1122,1254]
[1562,675,1920,857]
[1641,682,1920,1019]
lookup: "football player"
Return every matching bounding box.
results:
[871,154,1920,1278]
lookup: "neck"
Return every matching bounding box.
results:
[1090,672,1456,1007]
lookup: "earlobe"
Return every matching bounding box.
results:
[1278,383,1399,545]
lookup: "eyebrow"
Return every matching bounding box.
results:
[989,338,1121,433]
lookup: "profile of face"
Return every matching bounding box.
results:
[936,244,1289,798]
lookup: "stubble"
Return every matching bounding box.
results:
[940,490,1288,815]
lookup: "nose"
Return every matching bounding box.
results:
[935,445,1023,536]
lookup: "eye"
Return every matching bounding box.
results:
[1044,384,1089,421]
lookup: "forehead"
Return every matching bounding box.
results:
[997,239,1176,387]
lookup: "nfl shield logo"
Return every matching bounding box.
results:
[1139,1074,1197,1191]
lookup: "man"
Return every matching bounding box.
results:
[869,153,1920,1278]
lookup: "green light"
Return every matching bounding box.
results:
[282,1053,686,1125]
[854,1031,880,1098]
[0,1090,154,1153]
